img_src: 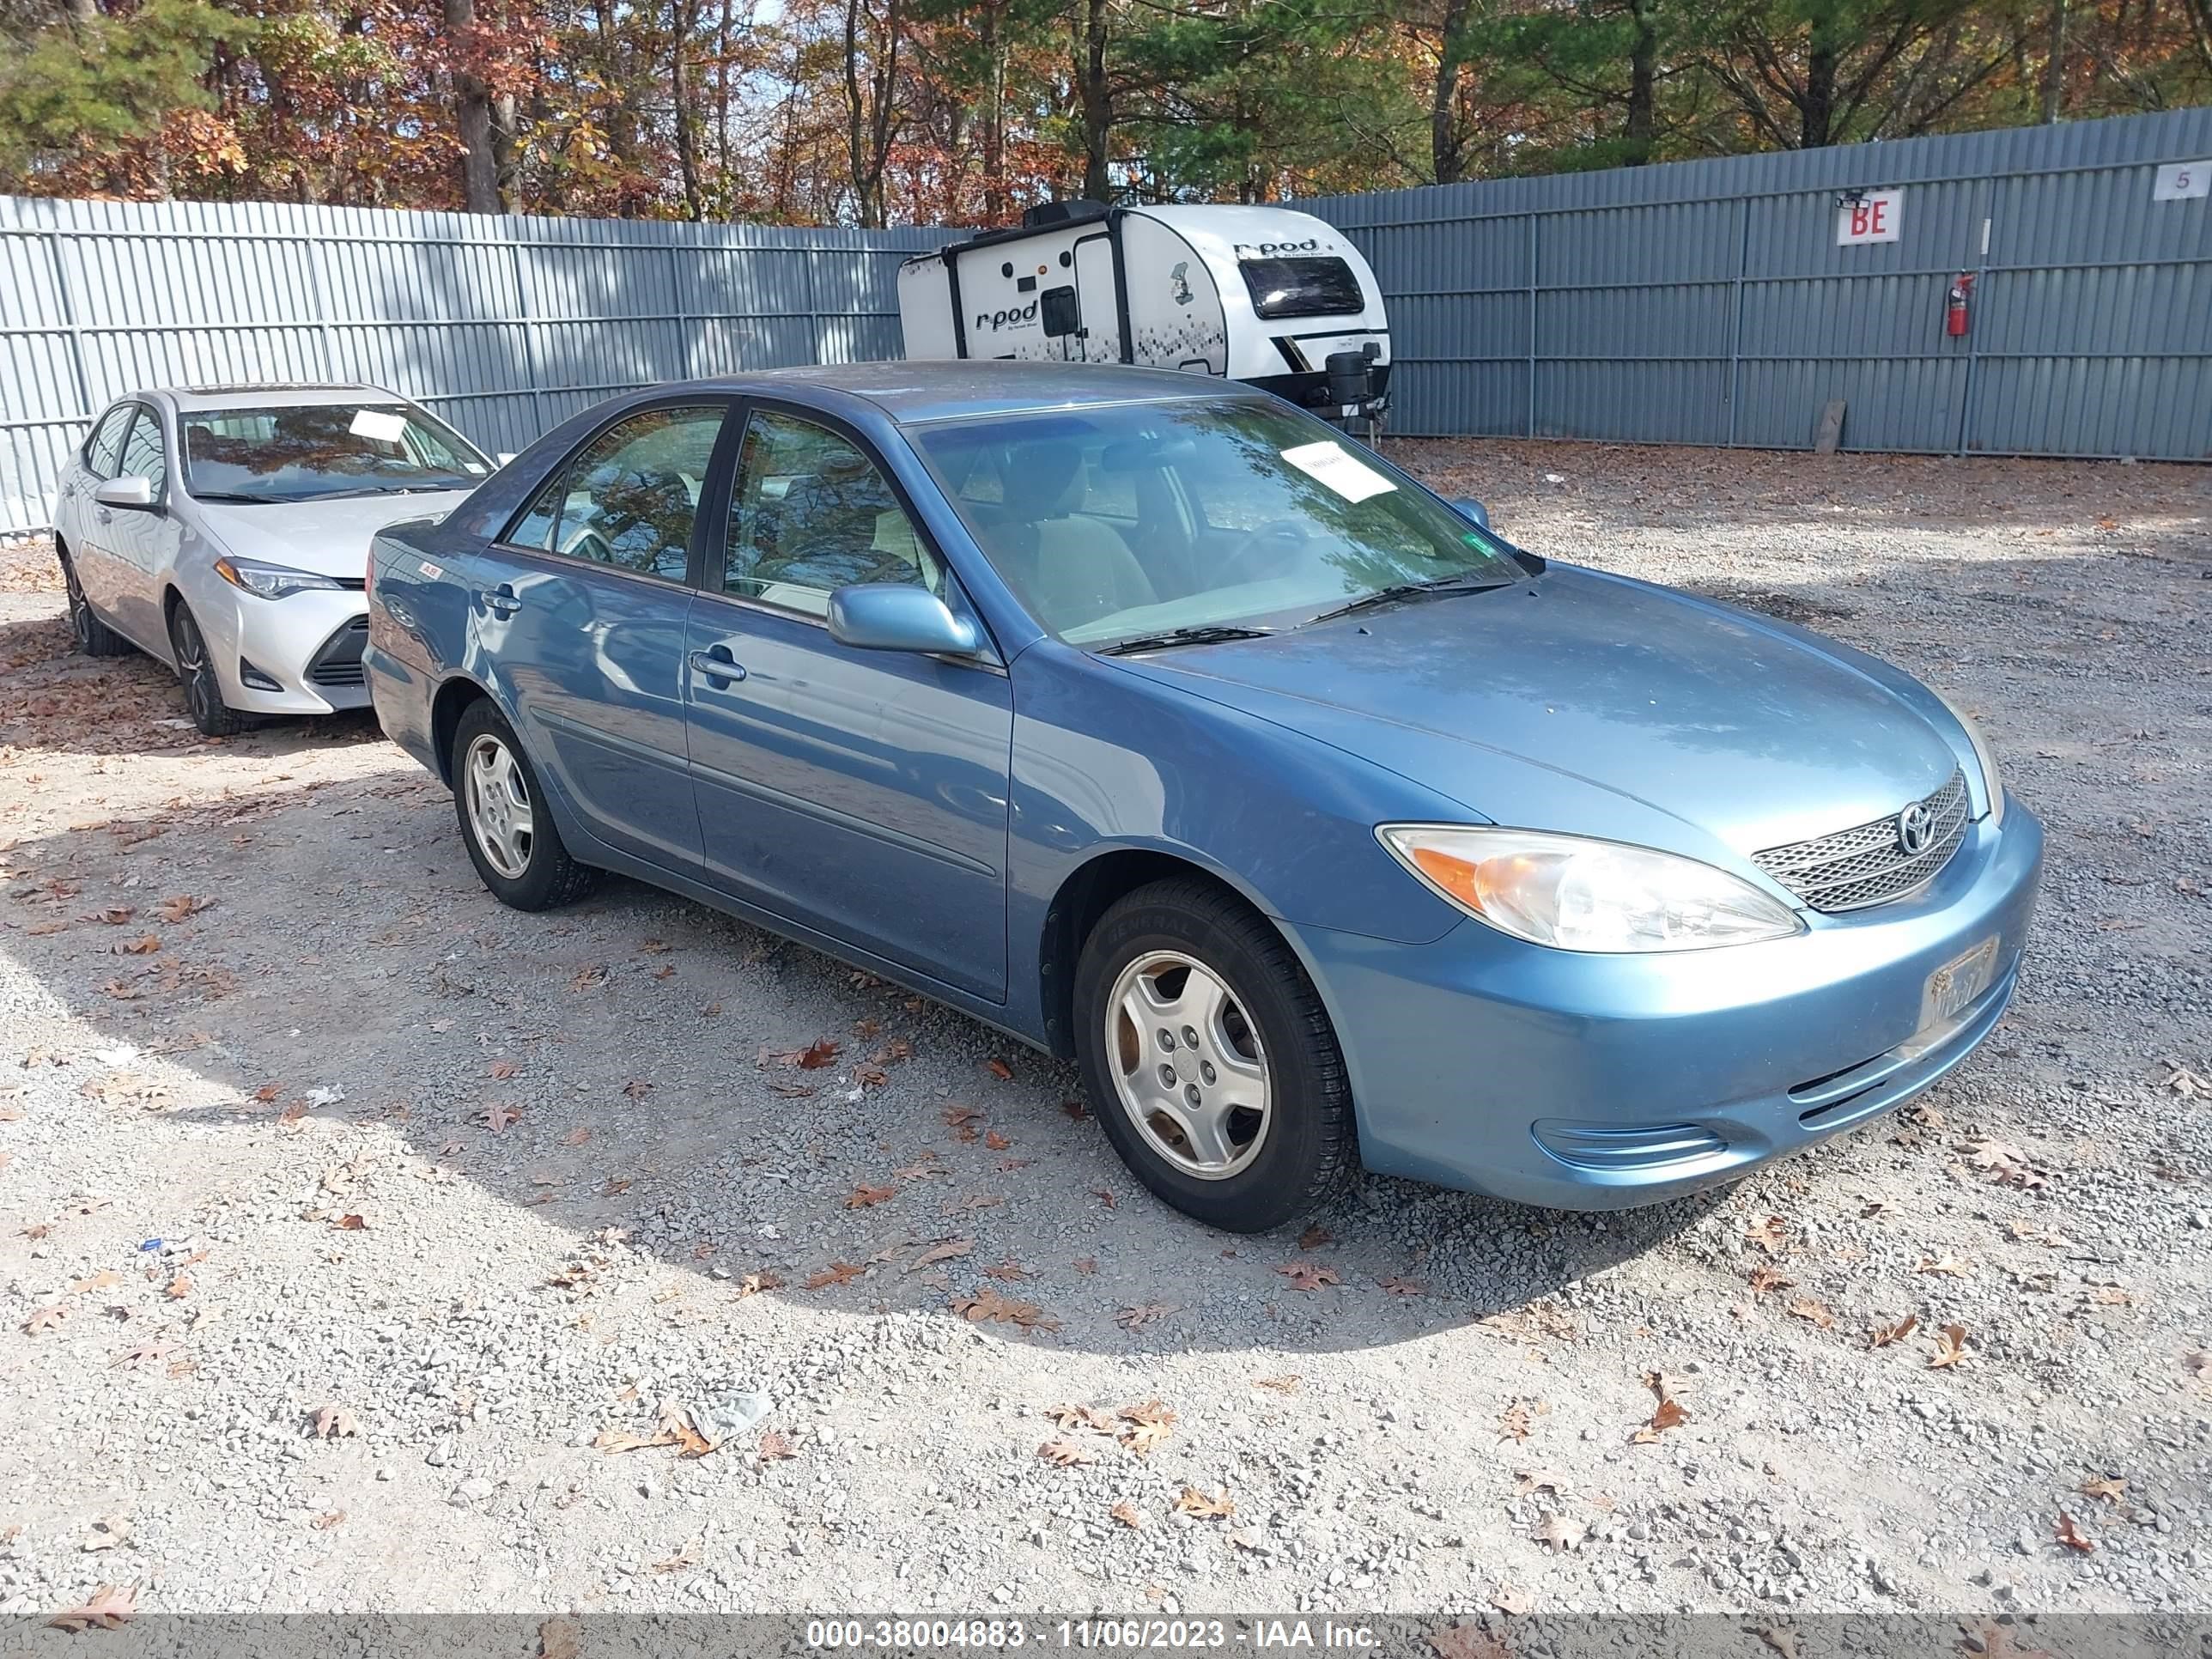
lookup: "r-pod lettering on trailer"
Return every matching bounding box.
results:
[975,299,1039,331]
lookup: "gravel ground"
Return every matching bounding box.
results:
[0,440,2208,1630]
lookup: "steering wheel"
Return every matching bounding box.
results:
[1215,517,1312,586]
[560,526,616,566]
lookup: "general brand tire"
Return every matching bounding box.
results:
[1073,876,1356,1232]
[60,550,131,658]
[167,602,252,736]
[450,698,598,911]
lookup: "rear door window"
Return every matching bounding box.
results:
[507,404,725,581]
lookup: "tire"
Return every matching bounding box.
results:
[450,699,599,911]
[1073,877,1355,1232]
[167,601,252,737]
[59,550,131,658]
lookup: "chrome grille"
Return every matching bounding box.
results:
[1752,770,1971,913]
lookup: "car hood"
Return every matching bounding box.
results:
[1111,565,1967,861]
[190,492,473,580]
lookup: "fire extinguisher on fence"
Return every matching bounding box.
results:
[1947,271,1975,337]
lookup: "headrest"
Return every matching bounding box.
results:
[1001,439,1085,520]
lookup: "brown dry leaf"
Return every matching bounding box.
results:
[2078,1476,2126,1505]
[539,1617,582,1659]
[1532,1510,1587,1552]
[1632,1396,1689,1443]
[110,1340,178,1370]
[569,965,608,992]
[331,1214,367,1231]
[561,1126,592,1146]
[1745,1215,1789,1255]
[981,1259,1030,1282]
[1376,1275,1428,1297]
[1174,1486,1234,1520]
[797,1039,840,1070]
[1115,1303,1177,1330]
[1274,1261,1340,1291]
[846,1182,896,1209]
[1928,1324,1970,1369]
[486,1103,520,1133]
[602,1176,632,1197]
[164,1275,193,1300]
[1037,1437,1099,1466]
[908,1237,975,1272]
[1118,1399,1177,1455]
[46,1583,137,1632]
[1498,1400,1537,1443]
[1963,1138,2046,1189]
[951,1288,1060,1331]
[622,1079,653,1100]
[488,1059,520,1080]
[1489,1583,1534,1617]
[1748,1264,1795,1295]
[71,1269,122,1294]
[1869,1314,1920,1349]
[119,933,162,956]
[1786,1297,1836,1329]
[1297,1224,1334,1251]
[312,1404,361,1439]
[804,1262,864,1290]
[1093,1188,1116,1209]
[1917,1256,1972,1277]
[757,1431,799,1462]
[2055,1511,2095,1554]
[986,1057,1015,1080]
[594,1427,679,1455]
[1255,1374,1301,1395]
[156,894,210,922]
[984,1128,1012,1152]
[1060,1097,1088,1121]
[1049,1403,1121,1435]
[650,1536,702,1574]
[1513,1468,1568,1498]
[1109,1500,1145,1530]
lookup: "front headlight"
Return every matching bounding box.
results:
[1931,687,2004,827]
[213,556,343,601]
[1378,824,1803,953]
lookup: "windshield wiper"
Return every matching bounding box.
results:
[1096,624,1277,656]
[189,490,285,504]
[1304,572,1516,626]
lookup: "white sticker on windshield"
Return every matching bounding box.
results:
[350,408,408,443]
[1280,440,1396,503]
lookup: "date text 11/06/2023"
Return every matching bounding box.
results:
[804,1620,1383,1650]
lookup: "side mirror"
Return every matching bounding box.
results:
[827,584,981,657]
[95,476,156,510]
[1450,496,1491,530]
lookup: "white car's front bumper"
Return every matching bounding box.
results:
[190,577,373,714]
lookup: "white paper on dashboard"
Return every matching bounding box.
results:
[1279,440,1396,503]
[349,408,408,443]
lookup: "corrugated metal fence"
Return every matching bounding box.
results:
[1304,106,2212,460]
[0,196,945,534]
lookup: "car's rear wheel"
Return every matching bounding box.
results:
[1073,877,1355,1232]
[451,700,598,911]
[167,601,252,736]
[59,550,130,658]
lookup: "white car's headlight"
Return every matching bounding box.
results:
[1931,687,2004,827]
[214,556,343,601]
[1378,824,1803,953]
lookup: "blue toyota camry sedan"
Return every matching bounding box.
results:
[363,362,2041,1232]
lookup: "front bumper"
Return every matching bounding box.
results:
[1293,796,2044,1211]
[204,586,373,714]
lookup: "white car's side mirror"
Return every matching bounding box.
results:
[94,477,157,510]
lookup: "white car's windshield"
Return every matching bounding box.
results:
[181,402,490,504]
[909,398,1523,647]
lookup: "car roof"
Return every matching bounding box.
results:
[142,383,410,414]
[695,361,1262,425]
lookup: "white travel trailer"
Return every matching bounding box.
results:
[896,201,1391,427]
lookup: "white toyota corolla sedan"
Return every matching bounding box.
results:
[52,383,495,733]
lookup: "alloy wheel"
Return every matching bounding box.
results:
[1104,949,1272,1180]
[464,732,535,880]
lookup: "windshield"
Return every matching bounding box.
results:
[908,398,1523,646]
[180,402,490,503]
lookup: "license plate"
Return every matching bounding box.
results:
[1919,936,2000,1031]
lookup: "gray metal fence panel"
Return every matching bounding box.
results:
[1305,106,2212,461]
[0,196,945,534]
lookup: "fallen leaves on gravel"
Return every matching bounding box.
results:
[845,1183,896,1209]
[1963,1138,2046,1188]
[1489,1584,1534,1617]
[1060,1098,1088,1120]
[155,894,210,921]
[1110,1501,1144,1529]
[1927,1324,1970,1369]
[797,1039,840,1069]
[488,1059,520,1079]
[1917,1255,1972,1276]
[2078,1476,2127,1504]
[110,1340,178,1370]
[907,1237,973,1272]
[539,1617,582,1659]
[2055,1511,2096,1553]
[951,1288,1060,1331]
[1744,1215,1789,1255]
[981,1259,1030,1281]
[1377,1275,1427,1297]
[1037,1437,1099,1466]
[117,933,161,956]
[1049,1403,1120,1434]
[1786,1297,1836,1329]
[803,1262,863,1290]
[1428,1622,1510,1659]
[1632,1397,1689,1443]
[1531,1510,1586,1552]
[757,1431,799,1461]
[485,1103,520,1133]
[1297,1225,1334,1250]
[23,1303,69,1334]
[46,1583,137,1632]
[1174,1486,1233,1520]
[622,1079,653,1099]
[1118,1400,1176,1455]
[1869,1314,1920,1349]
[650,1536,702,1574]
[1497,1400,1540,1443]
[1255,1374,1301,1395]
[311,1404,360,1439]
[986,1057,1015,1080]
[1274,1261,1340,1291]
[1513,1468,1567,1498]
[1115,1303,1177,1329]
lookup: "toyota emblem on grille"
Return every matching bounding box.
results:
[1896,800,1935,855]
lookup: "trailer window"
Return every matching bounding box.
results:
[1239,257,1363,320]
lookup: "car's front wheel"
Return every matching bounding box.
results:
[59,550,130,658]
[167,601,252,736]
[1073,878,1356,1232]
[451,699,598,911]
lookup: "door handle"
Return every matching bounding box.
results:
[480,586,522,617]
[687,648,746,683]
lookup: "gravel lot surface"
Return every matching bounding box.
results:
[0,441,2208,1631]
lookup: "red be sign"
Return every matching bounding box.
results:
[1836,188,1905,246]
